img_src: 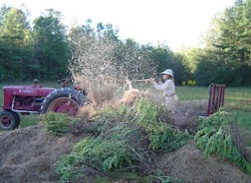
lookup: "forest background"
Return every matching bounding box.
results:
[0,0,251,87]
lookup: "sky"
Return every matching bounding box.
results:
[0,0,236,51]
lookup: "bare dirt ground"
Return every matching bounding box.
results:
[0,93,251,183]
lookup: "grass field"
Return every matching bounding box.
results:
[0,83,250,130]
[177,86,251,109]
[179,86,251,132]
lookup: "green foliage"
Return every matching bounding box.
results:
[0,7,70,82]
[55,97,191,182]
[56,123,141,182]
[133,98,191,151]
[3,2,251,86]
[187,80,196,86]
[181,80,196,86]
[194,0,251,86]
[92,104,129,131]
[55,154,82,182]
[32,9,70,81]
[0,7,33,82]
[194,110,251,175]
[71,127,138,172]
[41,112,72,136]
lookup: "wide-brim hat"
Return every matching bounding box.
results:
[161,69,173,77]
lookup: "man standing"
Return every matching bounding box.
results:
[151,69,178,110]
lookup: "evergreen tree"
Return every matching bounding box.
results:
[0,6,33,82]
[32,9,70,81]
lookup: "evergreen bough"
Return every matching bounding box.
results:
[195,110,251,175]
[55,97,191,182]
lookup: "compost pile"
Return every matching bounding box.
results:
[0,89,251,183]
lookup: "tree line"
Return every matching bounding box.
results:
[0,0,250,86]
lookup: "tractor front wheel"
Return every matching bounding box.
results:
[0,110,18,130]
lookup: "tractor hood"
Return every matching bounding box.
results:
[3,85,56,97]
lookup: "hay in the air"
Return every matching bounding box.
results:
[119,88,152,106]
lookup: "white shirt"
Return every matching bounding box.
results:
[154,79,175,97]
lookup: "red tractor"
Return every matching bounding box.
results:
[0,79,86,130]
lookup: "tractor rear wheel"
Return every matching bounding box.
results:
[40,88,85,115]
[0,110,18,130]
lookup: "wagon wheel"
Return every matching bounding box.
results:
[0,110,18,130]
[40,88,86,115]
